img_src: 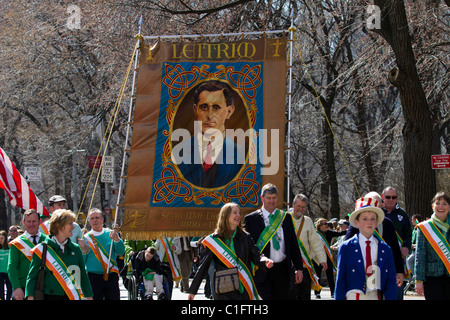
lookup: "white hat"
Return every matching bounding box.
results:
[349,197,385,228]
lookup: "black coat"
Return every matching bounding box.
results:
[243,209,303,283]
[189,231,267,300]
[133,250,162,280]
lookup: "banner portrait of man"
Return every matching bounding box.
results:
[121,36,287,238]
[172,80,248,188]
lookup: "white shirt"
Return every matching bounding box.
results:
[25,231,41,244]
[358,234,378,272]
[261,206,286,263]
[91,228,105,237]
[196,131,225,165]
[51,236,69,253]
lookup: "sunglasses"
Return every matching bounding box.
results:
[384,196,398,200]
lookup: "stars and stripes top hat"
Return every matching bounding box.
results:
[349,197,385,228]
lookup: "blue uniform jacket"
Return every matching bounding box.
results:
[335,234,397,300]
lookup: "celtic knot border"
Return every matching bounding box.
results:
[152,63,262,206]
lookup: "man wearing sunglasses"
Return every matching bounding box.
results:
[381,186,412,300]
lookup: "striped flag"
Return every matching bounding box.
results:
[0,147,49,216]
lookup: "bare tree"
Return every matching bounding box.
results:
[370,0,443,216]
[1,0,447,229]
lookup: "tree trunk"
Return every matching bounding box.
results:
[374,0,435,217]
[323,101,340,219]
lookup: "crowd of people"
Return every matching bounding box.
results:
[0,185,449,301]
[186,184,449,301]
[1,195,124,300]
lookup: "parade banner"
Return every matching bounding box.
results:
[121,36,287,239]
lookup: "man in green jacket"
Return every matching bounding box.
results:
[8,209,46,300]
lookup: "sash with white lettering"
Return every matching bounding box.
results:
[291,216,322,291]
[255,209,286,252]
[202,235,260,300]
[316,231,336,272]
[10,235,35,261]
[86,232,119,274]
[418,220,450,274]
[31,243,84,300]
[160,238,182,281]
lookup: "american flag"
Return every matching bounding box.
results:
[0,147,49,216]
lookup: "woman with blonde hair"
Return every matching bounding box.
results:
[188,203,273,300]
[25,209,93,300]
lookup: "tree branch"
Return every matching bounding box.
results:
[117,0,253,15]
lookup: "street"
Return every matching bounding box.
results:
[118,278,424,301]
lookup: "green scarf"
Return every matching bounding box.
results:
[143,268,155,281]
[431,212,450,235]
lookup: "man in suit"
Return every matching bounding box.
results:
[244,183,303,300]
[174,80,245,188]
[8,209,46,300]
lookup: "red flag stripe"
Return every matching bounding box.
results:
[0,148,49,216]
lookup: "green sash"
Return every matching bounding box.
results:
[394,230,411,278]
[255,209,286,252]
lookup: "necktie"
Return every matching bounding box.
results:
[365,240,372,277]
[269,214,280,251]
[31,235,38,245]
[203,142,213,171]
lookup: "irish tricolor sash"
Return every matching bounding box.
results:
[32,243,84,300]
[202,235,260,300]
[39,221,49,235]
[10,235,35,261]
[255,209,286,252]
[291,216,322,290]
[160,238,182,281]
[86,233,119,275]
[418,220,450,274]
[317,231,336,272]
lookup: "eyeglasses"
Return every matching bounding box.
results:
[384,196,398,200]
